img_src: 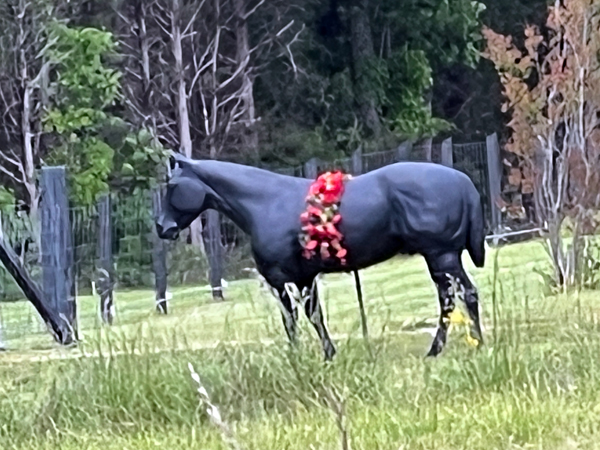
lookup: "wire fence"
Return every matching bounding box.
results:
[1,139,493,307]
[453,142,492,231]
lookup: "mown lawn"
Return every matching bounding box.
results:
[2,239,600,449]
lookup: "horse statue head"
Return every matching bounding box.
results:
[155,152,208,240]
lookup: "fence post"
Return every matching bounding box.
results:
[396,140,413,161]
[422,138,433,162]
[40,166,78,340]
[97,194,114,324]
[486,133,503,233]
[0,295,4,349]
[151,188,169,314]
[0,214,73,344]
[351,146,363,175]
[304,157,319,179]
[441,137,453,168]
[205,210,224,301]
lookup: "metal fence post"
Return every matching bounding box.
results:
[486,133,503,233]
[441,137,453,168]
[0,303,4,350]
[151,187,169,314]
[40,166,78,340]
[396,140,413,161]
[304,157,319,179]
[97,194,114,324]
[422,138,433,162]
[352,146,363,175]
[205,210,224,301]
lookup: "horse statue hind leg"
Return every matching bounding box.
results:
[424,251,484,357]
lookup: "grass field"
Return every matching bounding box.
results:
[2,239,600,449]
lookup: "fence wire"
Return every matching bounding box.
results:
[452,142,492,231]
[1,141,494,342]
[0,211,46,340]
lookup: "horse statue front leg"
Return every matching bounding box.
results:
[277,285,299,344]
[298,278,337,361]
[262,269,336,361]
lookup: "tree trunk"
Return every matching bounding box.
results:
[17,0,39,218]
[349,0,381,138]
[172,0,192,158]
[17,2,41,252]
[171,0,205,250]
[234,0,259,158]
[21,83,38,217]
[136,0,152,116]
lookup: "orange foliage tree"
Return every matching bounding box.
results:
[483,0,600,287]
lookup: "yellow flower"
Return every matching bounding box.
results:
[466,335,480,347]
[449,309,470,325]
[447,308,480,348]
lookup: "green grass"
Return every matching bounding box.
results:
[2,239,600,449]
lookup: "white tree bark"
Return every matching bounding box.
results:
[234,0,258,157]
[170,0,205,249]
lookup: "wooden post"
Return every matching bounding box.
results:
[97,195,114,324]
[0,234,74,344]
[0,288,5,350]
[40,167,78,340]
[0,187,74,345]
[205,209,224,301]
[151,188,169,314]
[396,140,413,161]
[422,137,433,161]
[0,315,4,350]
[304,157,319,180]
[486,133,503,233]
[351,146,363,176]
[441,137,453,168]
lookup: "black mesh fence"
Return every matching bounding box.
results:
[452,142,492,231]
[0,212,40,302]
[1,140,494,303]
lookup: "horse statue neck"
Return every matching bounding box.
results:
[188,160,303,235]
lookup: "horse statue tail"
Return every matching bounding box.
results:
[466,196,486,268]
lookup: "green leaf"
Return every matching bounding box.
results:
[121,163,135,175]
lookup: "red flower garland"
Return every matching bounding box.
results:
[299,171,351,265]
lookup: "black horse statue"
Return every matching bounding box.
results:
[156,153,486,360]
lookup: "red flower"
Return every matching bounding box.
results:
[309,178,326,196]
[320,242,330,259]
[302,223,315,234]
[305,240,318,250]
[321,193,339,205]
[300,170,349,265]
[307,205,322,216]
[325,223,342,239]
[314,225,327,237]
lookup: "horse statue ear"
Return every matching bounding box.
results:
[168,150,178,172]
[170,151,193,168]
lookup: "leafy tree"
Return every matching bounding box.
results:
[253,0,486,159]
[483,0,600,288]
[375,0,485,139]
[0,0,57,216]
[0,186,15,214]
[433,0,550,142]
[43,23,121,206]
[111,126,169,194]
